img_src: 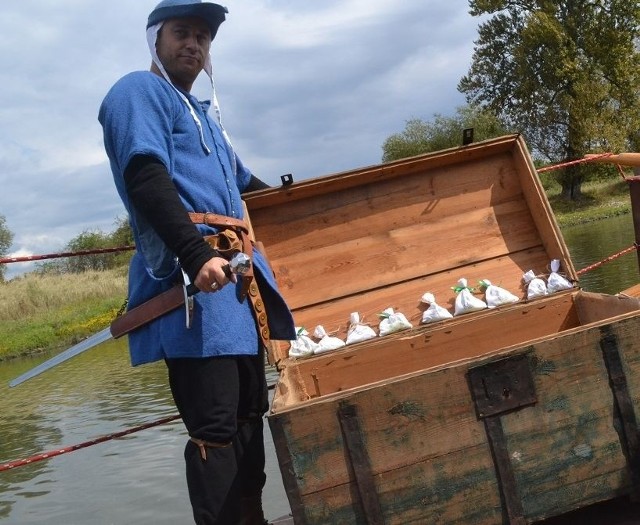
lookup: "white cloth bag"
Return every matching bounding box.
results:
[288,327,319,359]
[345,312,377,344]
[547,259,573,293]
[480,279,520,308]
[420,292,453,323]
[378,307,413,336]
[523,270,548,299]
[453,278,488,315]
[313,325,346,353]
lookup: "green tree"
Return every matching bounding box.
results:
[0,214,14,282]
[36,217,134,275]
[458,0,640,200]
[382,105,509,162]
[64,230,114,273]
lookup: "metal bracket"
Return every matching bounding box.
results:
[468,353,537,419]
[599,325,640,500]
[462,127,474,146]
[468,353,537,525]
[337,402,384,525]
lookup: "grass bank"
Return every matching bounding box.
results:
[0,177,634,362]
[545,177,631,227]
[0,267,128,361]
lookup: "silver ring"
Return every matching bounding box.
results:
[211,282,218,290]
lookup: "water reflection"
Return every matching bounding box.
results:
[562,214,639,294]
[1,214,638,524]
[0,341,289,524]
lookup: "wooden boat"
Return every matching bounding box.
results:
[243,135,640,524]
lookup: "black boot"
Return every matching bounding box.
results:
[238,493,268,525]
[184,439,239,525]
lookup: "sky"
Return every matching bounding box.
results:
[1,0,484,279]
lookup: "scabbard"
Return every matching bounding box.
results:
[110,284,195,339]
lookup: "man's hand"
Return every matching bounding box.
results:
[194,256,237,292]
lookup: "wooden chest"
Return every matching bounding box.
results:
[243,135,640,524]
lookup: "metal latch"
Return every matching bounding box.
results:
[468,353,537,419]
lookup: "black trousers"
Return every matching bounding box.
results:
[166,349,268,525]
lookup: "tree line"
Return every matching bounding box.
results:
[0,215,134,282]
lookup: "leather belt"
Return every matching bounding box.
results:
[188,212,250,232]
[189,212,271,348]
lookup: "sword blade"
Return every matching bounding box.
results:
[9,327,114,388]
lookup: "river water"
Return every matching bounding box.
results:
[0,214,638,525]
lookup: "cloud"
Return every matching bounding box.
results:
[1,0,481,278]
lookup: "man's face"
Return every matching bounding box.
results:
[156,17,211,91]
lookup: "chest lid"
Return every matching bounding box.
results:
[244,135,576,364]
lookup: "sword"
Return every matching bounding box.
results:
[9,252,252,388]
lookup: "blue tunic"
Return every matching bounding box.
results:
[99,71,295,365]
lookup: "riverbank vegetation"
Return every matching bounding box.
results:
[543,175,632,227]
[0,268,127,360]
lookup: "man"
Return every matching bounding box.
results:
[98,1,296,523]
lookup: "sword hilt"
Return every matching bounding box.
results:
[224,252,252,278]
[184,252,252,328]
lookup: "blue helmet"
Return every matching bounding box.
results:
[147,0,228,40]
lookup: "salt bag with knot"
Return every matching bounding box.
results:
[453,278,488,316]
[547,259,573,293]
[522,270,549,299]
[420,292,453,323]
[313,325,346,354]
[288,327,319,359]
[479,279,519,308]
[523,270,548,299]
[378,307,413,336]
[345,312,377,345]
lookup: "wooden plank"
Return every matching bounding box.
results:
[267,201,539,310]
[502,324,634,521]
[270,364,503,523]
[483,417,527,524]
[269,416,309,524]
[512,140,577,280]
[250,151,524,250]
[599,322,640,498]
[245,135,522,210]
[291,445,504,525]
[574,291,640,324]
[619,283,640,298]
